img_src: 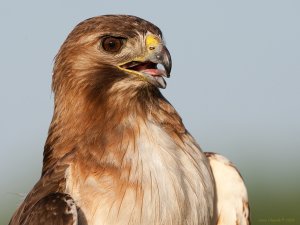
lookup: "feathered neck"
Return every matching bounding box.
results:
[42,79,185,175]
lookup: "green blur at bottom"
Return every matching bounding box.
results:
[1,174,299,225]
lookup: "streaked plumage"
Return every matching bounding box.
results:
[9,15,250,225]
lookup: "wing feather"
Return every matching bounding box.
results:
[22,192,78,225]
[205,152,251,225]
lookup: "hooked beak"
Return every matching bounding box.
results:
[119,45,172,89]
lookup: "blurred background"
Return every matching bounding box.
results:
[0,1,299,224]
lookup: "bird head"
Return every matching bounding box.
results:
[53,15,172,100]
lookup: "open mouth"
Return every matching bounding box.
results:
[120,61,168,89]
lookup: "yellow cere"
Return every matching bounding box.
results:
[146,35,160,48]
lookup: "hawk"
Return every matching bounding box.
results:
[9,15,250,225]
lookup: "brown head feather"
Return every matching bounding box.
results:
[43,15,183,175]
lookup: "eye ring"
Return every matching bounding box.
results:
[101,36,124,53]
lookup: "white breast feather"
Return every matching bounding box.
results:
[66,121,215,225]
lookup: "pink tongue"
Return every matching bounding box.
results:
[142,69,164,76]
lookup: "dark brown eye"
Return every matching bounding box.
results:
[101,37,123,53]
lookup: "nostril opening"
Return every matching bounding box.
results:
[149,46,155,50]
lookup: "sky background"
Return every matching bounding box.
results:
[0,1,299,224]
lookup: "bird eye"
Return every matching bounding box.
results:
[101,36,124,53]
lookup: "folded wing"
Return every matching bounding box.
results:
[21,192,78,225]
[205,152,251,225]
